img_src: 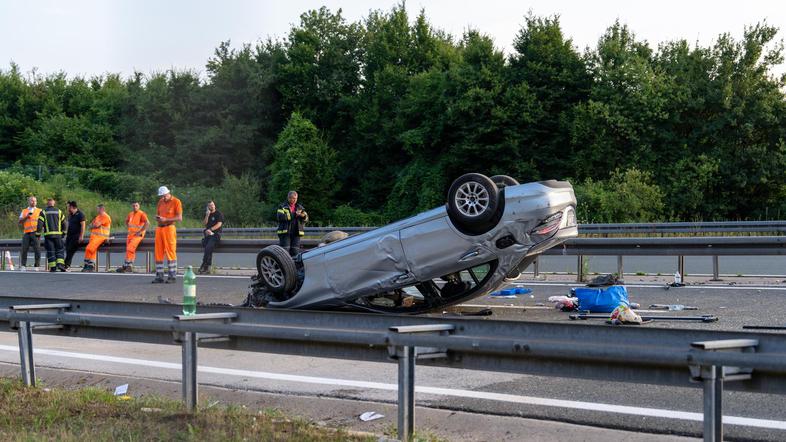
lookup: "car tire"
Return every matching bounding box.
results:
[447,173,499,233]
[256,245,297,294]
[490,175,519,189]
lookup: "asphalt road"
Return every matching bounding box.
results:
[1,271,785,440]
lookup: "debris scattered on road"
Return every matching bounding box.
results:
[359,411,384,422]
[586,273,622,287]
[608,304,645,325]
[649,304,698,311]
[489,287,532,298]
[742,325,786,330]
[489,289,517,298]
[572,285,629,313]
[570,313,718,323]
[548,295,578,311]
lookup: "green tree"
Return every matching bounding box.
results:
[268,113,337,222]
[574,168,665,223]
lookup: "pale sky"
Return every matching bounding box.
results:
[1,0,784,78]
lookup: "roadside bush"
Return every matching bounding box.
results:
[0,171,45,213]
[574,168,664,223]
[178,173,267,227]
[328,204,387,227]
[57,166,159,204]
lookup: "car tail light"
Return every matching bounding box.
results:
[533,213,562,235]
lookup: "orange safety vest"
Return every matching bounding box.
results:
[90,213,112,239]
[126,210,148,237]
[20,208,42,234]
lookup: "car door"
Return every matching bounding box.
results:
[323,231,411,297]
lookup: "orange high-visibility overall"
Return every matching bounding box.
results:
[125,210,148,263]
[85,212,111,261]
[155,197,181,262]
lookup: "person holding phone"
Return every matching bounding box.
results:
[276,191,308,257]
[152,186,182,283]
[18,196,42,270]
[198,200,223,274]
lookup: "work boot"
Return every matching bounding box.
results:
[56,264,66,272]
[197,265,209,275]
[115,265,126,273]
[151,276,165,284]
[81,264,94,273]
[165,275,177,284]
[49,266,57,273]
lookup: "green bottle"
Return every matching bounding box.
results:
[182,266,196,316]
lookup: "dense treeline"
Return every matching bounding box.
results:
[1,5,785,224]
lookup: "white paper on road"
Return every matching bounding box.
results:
[114,383,128,396]
[359,411,384,421]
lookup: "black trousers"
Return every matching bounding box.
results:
[20,233,41,267]
[43,235,65,269]
[278,232,301,257]
[201,235,220,266]
[64,237,81,267]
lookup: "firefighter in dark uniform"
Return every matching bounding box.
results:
[38,198,67,272]
[276,191,309,256]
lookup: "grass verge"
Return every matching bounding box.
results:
[0,378,373,441]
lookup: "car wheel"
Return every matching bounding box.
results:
[256,245,297,294]
[447,173,499,233]
[490,175,519,189]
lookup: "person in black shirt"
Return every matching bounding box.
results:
[64,201,86,270]
[198,200,223,274]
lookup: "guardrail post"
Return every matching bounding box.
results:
[711,256,721,281]
[105,245,111,272]
[617,256,624,281]
[533,258,540,279]
[9,303,71,387]
[388,324,454,442]
[577,255,585,282]
[17,321,35,386]
[1,249,5,270]
[182,330,197,411]
[95,250,100,273]
[689,339,757,442]
[677,256,685,280]
[174,312,238,412]
[146,251,152,273]
[398,345,415,441]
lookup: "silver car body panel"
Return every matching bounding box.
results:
[267,181,577,311]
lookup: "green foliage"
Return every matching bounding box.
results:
[268,113,337,223]
[574,168,665,223]
[329,204,387,226]
[178,172,267,227]
[0,171,45,214]
[1,8,785,223]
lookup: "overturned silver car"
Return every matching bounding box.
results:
[250,173,577,313]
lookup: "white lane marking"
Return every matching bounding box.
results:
[514,282,786,291]
[0,270,250,280]
[0,345,784,430]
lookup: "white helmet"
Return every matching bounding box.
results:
[157,186,170,197]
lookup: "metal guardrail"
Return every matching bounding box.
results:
[0,296,785,441]
[59,221,786,239]
[579,221,786,235]
[3,236,786,278]
[147,221,786,238]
